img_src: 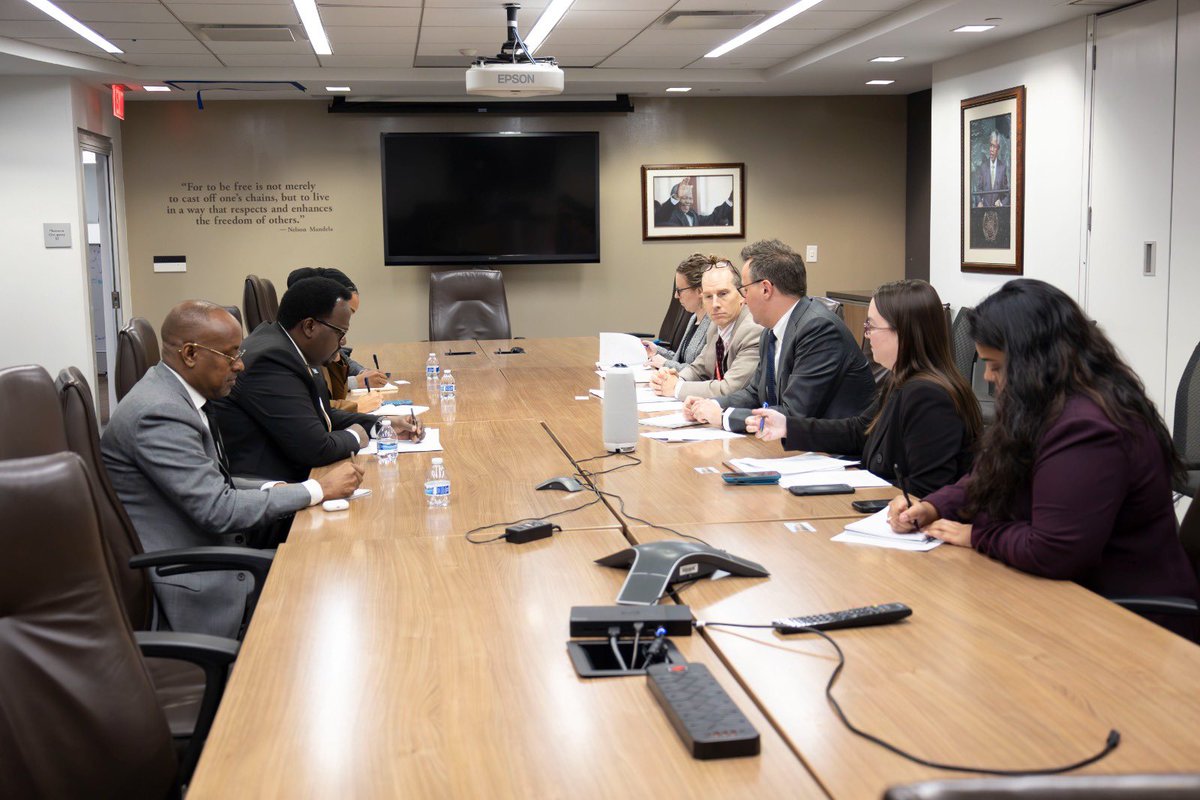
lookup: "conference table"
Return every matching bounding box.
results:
[188,337,1200,799]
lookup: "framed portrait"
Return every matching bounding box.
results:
[961,86,1025,274]
[641,163,744,241]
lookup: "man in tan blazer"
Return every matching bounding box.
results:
[651,260,763,400]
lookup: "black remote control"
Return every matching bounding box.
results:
[646,662,760,760]
[772,602,912,633]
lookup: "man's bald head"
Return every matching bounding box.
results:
[161,300,244,400]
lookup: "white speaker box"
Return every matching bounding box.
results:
[602,368,638,453]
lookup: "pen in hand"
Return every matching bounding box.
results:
[373,354,381,371]
[893,463,923,535]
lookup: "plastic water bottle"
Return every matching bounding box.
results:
[377,418,398,464]
[425,457,450,507]
[425,352,440,384]
[439,369,456,401]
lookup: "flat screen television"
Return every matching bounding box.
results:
[381,131,600,265]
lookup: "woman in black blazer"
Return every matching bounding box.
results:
[746,280,981,496]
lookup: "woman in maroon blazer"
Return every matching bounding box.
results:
[890,279,1198,639]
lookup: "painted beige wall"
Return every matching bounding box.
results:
[121,96,907,344]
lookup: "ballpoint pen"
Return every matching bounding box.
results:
[373,354,381,371]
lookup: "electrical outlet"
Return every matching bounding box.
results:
[806,245,818,262]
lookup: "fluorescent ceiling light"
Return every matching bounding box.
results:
[325,86,351,92]
[666,87,692,93]
[293,0,332,55]
[143,85,172,92]
[705,0,824,59]
[866,80,895,85]
[953,25,995,33]
[524,0,574,54]
[870,56,904,63]
[22,0,122,54]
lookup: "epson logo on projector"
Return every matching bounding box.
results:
[498,74,536,84]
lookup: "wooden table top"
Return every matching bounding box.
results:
[294,419,620,543]
[188,532,826,799]
[357,340,490,377]
[628,520,1200,799]
[479,336,600,369]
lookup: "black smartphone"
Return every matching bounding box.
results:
[788,484,855,496]
[851,499,891,513]
[721,471,782,485]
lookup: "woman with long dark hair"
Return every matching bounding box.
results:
[747,279,981,496]
[890,279,1198,637]
[644,254,712,370]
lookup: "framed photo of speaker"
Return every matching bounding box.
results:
[642,163,744,241]
[961,86,1025,274]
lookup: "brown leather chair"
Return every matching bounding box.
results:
[115,317,160,401]
[428,269,512,340]
[812,295,845,319]
[0,452,237,794]
[242,274,279,332]
[0,365,67,458]
[884,774,1200,799]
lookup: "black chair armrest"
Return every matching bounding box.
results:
[1110,596,1200,616]
[130,547,275,621]
[624,332,655,340]
[135,631,240,783]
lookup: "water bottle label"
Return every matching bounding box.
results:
[424,483,435,496]
[426,365,440,377]
[441,383,455,393]
[435,484,450,496]
[379,443,398,453]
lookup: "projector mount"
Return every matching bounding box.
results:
[474,3,558,68]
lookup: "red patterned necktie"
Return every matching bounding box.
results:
[714,337,726,381]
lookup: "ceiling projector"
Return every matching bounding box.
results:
[466,3,564,98]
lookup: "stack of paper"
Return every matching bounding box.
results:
[370,405,430,417]
[638,412,701,429]
[596,368,655,383]
[779,469,893,489]
[642,429,742,443]
[589,387,682,412]
[598,332,649,369]
[830,508,941,551]
[727,453,859,475]
[358,427,443,455]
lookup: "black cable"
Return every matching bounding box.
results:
[597,489,713,547]
[700,621,1120,776]
[463,496,602,543]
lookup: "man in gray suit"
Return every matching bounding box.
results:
[101,300,363,638]
[683,239,875,432]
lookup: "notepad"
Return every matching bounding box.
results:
[642,429,742,443]
[370,405,430,417]
[638,412,701,429]
[358,427,443,455]
[596,368,655,383]
[830,508,941,551]
[779,469,892,489]
[727,454,859,476]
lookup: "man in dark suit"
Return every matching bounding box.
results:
[682,239,875,432]
[101,300,364,637]
[213,277,423,483]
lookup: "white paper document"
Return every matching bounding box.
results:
[598,332,649,369]
[589,386,663,403]
[831,508,941,551]
[371,404,430,417]
[638,400,684,412]
[359,427,443,455]
[596,368,654,383]
[779,469,893,490]
[638,412,701,429]
[728,453,859,476]
[642,429,742,443]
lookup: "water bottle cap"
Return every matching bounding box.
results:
[428,352,435,357]
[380,418,392,426]
[432,457,444,464]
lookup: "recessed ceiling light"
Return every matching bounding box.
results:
[870,56,904,63]
[22,0,122,54]
[866,80,895,85]
[666,87,692,93]
[293,0,332,55]
[705,0,824,59]
[143,85,172,92]
[953,25,995,33]
[325,86,351,92]
[525,0,575,54]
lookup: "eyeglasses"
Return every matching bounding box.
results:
[313,318,349,341]
[862,321,893,335]
[181,342,245,364]
[737,278,767,298]
[673,285,699,298]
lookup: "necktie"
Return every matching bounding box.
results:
[763,330,778,407]
[201,403,234,487]
[714,336,726,381]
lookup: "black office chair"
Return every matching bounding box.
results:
[812,295,845,320]
[115,317,160,401]
[1173,339,1200,496]
[0,452,238,793]
[223,305,244,331]
[428,269,512,340]
[884,774,1200,799]
[951,307,995,426]
[242,274,279,333]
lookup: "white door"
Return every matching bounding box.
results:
[1087,0,1177,413]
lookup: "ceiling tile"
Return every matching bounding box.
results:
[163,0,293,4]
[109,37,210,52]
[570,0,673,10]
[58,2,175,23]
[0,21,81,37]
[631,28,736,46]
[416,41,503,56]
[557,9,663,29]
[420,7,539,28]
[119,51,224,66]
[687,55,780,69]
[318,51,416,67]
[534,41,618,57]
[321,25,420,43]
[556,54,603,67]
[90,21,194,38]
[320,0,423,6]
[777,9,885,30]
[218,53,321,67]
[754,27,843,46]
[597,52,693,68]
[202,40,315,54]
[325,40,419,54]
[17,37,123,57]
[418,25,505,44]
[320,6,419,26]
[0,0,61,21]
[169,4,299,24]
[421,0,546,7]
[542,27,638,46]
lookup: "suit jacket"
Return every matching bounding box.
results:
[212,322,377,483]
[718,297,876,432]
[925,395,1199,640]
[781,378,975,496]
[675,305,763,400]
[100,363,311,638]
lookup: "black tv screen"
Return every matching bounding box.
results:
[381,132,600,265]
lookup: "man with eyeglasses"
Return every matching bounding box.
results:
[682,239,875,432]
[213,277,423,485]
[101,299,365,638]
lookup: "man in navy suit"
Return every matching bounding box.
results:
[973,130,1009,208]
